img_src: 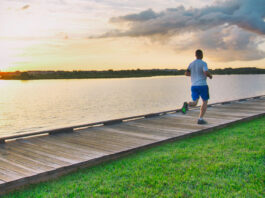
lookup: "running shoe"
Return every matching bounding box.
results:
[197,119,207,125]
[181,102,188,114]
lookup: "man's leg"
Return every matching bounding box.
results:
[190,86,199,107]
[197,85,209,124]
[181,99,198,114]
[181,86,198,114]
[189,99,198,107]
[199,100,208,118]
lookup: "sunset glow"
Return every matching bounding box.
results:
[0,0,264,71]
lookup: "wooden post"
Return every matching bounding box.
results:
[49,128,74,135]
[222,102,231,105]
[103,119,123,126]
[145,113,160,118]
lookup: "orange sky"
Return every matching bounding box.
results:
[0,0,264,71]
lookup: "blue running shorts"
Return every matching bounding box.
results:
[191,85,209,101]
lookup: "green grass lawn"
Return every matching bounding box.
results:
[4,117,265,198]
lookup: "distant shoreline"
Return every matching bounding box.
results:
[0,67,264,80]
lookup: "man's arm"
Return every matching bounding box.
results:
[204,71,212,79]
[185,69,191,76]
[203,63,212,79]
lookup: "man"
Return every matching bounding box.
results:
[181,49,212,124]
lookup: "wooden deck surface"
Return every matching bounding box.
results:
[0,96,264,195]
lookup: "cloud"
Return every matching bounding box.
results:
[21,5,30,10]
[110,9,162,23]
[96,0,265,61]
[103,0,265,37]
[175,25,265,61]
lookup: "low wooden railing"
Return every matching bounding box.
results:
[0,95,264,144]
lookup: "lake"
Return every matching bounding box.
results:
[0,75,264,137]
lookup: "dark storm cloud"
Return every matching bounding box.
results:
[102,0,265,37]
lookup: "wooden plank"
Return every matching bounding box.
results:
[52,133,134,153]
[103,125,170,141]
[7,140,76,166]
[77,127,156,147]
[1,144,63,169]
[19,138,88,163]
[115,126,185,139]
[238,100,265,105]
[213,108,263,115]
[65,132,140,150]
[0,153,51,174]
[87,127,160,143]
[125,118,195,132]
[0,147,54,172]
[202,110,245,118]
[231,101,265,107]
[206,108,253,116]
[168,113,233,125]
[206,107,257,116]
[29,135,106,158]
[162,114,211,123]
[187,108,239,117]
[129,118,203,131]
[183,111,243,125]
[129,115,197,126]
[0,168,23,182]
[0,157,39,175]
[127,119,206,133]
[0,166,27,180]
[76,133,152,151]
[218,104,265,111]
[109,123,183,139]
[144,116,212,129]
[48,134,115,154]
[186,111,240,121]
[47,134,111,155]
[47,130,113,155]
[213,104,265,112]
[0,159,35,177]
[28,136,99,160]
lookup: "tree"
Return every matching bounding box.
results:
[20,72,30,80]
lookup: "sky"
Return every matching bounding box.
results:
[0,0,264,71]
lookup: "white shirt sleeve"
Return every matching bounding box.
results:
[203,62,208,72]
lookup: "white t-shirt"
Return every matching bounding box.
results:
[188,59,208,86]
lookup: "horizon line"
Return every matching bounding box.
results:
[1,66,265,73]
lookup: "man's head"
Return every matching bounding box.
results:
[195,49,203,59]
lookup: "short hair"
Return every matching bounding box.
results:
[196,49,203,57]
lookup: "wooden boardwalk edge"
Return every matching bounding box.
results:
[1,95,264,144]
[1,111,264,196]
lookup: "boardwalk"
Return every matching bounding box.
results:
[0,96,264,195]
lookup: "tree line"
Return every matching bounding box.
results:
[0,67,264,80]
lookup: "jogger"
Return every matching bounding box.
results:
[181,49,212,124]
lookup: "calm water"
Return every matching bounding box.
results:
[0,75,264,137]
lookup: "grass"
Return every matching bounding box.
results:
[4,117,265,198]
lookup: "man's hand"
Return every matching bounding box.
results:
[185,70,191,76]
[204,71,212,79]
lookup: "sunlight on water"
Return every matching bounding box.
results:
[0,75,264,137]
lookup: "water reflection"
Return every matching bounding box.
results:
[0,75,264,136]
